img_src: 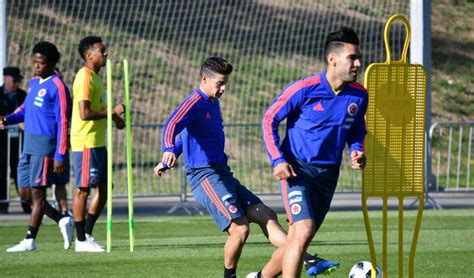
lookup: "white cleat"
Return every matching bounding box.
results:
[74,239,105,252]
[85,234,105,249]
[59,216,74,249]
[6,238,36,252]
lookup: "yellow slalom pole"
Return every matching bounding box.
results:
[106,59,113,253]
[123,59,135,252]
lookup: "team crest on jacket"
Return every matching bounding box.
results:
[37,89,47,97]
[348,103,358,116]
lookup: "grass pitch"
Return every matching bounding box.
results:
[0,209,472,277]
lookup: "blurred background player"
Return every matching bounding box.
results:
[71,36,125,252]
[155,57,319,278]
[0,66,71,216]
[0,66,27,213]
[2,41,73,252]
[261,26,367,277]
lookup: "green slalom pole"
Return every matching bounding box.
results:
[123,59,135,252]
[106,59,113,253]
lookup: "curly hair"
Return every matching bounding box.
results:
[32,41,61,65]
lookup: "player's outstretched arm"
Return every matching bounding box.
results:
[79,101,125,121]
[1,104,26,128]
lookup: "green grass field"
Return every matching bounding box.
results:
[1,209,472,277]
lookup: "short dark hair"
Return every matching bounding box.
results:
[78,36,103,60]
[200,56,233,77]
[32,41,61,65]
[323,26,360,63]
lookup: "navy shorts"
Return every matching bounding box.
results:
[280,157,340,231]
[73,146,107,188]
[186,164,262,231]
[17,153,54,188]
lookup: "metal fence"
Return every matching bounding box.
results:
[110,124,362,197]
[2,121,472,205]
[0,125,22,205]
[427,121,474,192]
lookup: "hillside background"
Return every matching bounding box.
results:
[431,0,473,120]
[4,0,473,194]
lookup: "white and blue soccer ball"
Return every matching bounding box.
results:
[348,261,382,278]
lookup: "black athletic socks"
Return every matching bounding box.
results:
[224,267,237,278]
[25,226,39,239]
[84,213,100,235]
[75,221,86,241]
[44,202,63,223]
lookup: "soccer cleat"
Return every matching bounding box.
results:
[246,272,262,278]
[304,254,340,276]
[62,210,73,218]
[85,234,105,249]
[6,238,36,252]
[74,239,105,252]
[59,216,74,249]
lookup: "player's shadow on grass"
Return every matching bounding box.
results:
[131,242,232,250]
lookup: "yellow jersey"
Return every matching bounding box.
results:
[70,67,107,151]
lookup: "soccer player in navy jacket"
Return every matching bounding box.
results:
[261,27,368,277]
[155,57,319,278]
[1,42,73,252]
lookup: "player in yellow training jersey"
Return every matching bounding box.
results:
[71,36,125,252]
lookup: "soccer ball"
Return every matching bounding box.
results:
[348,261,382,278]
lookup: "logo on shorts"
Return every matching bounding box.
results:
[289,196,302,204]
[228,205,238,214]
[347,102,358,116]
[35,178,41,184]
[221,194,234,206]
[291,204,301,215]
[288,190,302,198]
[90,168,99,184]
